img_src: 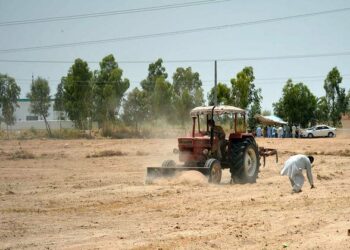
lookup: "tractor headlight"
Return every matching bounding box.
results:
[203,149,209,155]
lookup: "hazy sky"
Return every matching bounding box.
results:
[0,0,349,111]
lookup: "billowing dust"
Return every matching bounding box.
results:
[151,170,209,186]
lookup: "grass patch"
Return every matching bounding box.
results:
[87,150,127,158]
[0,142,36,160]
[10,150,36,160]
[51,129,96,139]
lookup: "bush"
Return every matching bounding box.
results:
[87,150,127,158]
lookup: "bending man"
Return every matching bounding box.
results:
[280,154,315,193]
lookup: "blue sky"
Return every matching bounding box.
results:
[0,0,349,112]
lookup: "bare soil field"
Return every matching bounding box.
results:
[1,134,350,249]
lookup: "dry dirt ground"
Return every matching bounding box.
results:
[1,132,350,249]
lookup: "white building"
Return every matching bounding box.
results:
[15,98,60,122]
[0,99,74,130]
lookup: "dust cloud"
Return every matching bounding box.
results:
[152,170,209,186]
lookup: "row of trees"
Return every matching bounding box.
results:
[1,55,350,136]
[122,59,205,129]
[0,74,53,136]
[53,55,130,131]
[273,67,350,127]
[0,55,206,135]
[52,56,206,133]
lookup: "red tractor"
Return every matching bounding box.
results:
[147,105,277,184]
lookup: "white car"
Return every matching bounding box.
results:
[301,125,336,138]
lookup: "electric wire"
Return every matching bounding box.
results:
[2,50,350,64]
[1,7,349,53]
[0,0,231,27]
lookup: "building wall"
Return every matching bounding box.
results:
[2,120,75,130]
[14,99,63,122]
[0,99,72,130]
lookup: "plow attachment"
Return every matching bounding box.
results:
[146,166,210,184]
[259,147,278,167]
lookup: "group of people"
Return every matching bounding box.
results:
[256,124,301,138]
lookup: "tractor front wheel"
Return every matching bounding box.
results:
[205,158,222,184]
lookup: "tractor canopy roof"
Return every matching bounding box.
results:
[190,105,246,117]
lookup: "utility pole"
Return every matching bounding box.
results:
[214,60,217,106]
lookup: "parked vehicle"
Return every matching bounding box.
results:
[301,125,336,138]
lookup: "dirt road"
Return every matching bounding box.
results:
[0,136,349,249]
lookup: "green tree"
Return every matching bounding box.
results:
[27,77,52,136]
[93,54,130,129]
[122,87,149,131]
[247,88,262,130]
[140,59,169,121]
[0,74,21,135]
[63,59,92,129]
[315,96,329,124]
[208,83,231,105]
[230,66,256,109]
[273,79,317,127]
[172,67,204,125]
[324,67,347,126]
[347,90,350,114]
[153,76,173,120]
[54,77,65,120]
[141,58,168,93]
[272,99,285,120]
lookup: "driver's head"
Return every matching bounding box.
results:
[307,155,314,164]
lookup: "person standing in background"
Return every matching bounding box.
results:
[267,125,272,138]
[263,126,267,138]
[278,126,283,138]
[256,125,262,137]
[285,124,290,138]
[274,126,278,138]
[292,125,296,138]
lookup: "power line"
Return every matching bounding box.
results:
[0,0,231,27]
[2,50,350,64]
[0,59,100,64]
[1,7,349,54]
[14,73,350,85]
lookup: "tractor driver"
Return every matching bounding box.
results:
[208,119,226,159]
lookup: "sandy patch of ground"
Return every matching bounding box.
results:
[0,134,349,249]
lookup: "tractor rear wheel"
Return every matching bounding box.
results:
[205,158,222,184]
[230,138,260,184]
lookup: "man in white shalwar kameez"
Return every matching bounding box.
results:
[280,155,315,193]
